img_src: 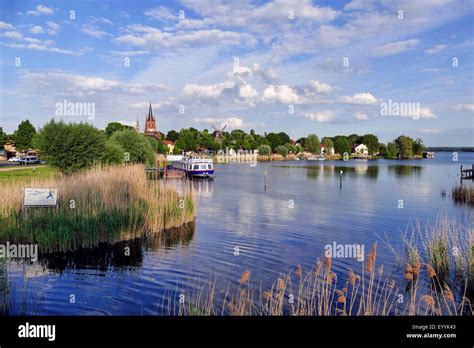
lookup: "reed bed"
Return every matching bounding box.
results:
[0,165,195,253]
[452,184,474,204]
[162,243,472,316]
[159,217,472,316]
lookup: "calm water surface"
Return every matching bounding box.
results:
[2,152,473,314]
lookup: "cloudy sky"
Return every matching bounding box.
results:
[0,0,473,145]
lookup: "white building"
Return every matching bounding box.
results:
[353,144,368,155]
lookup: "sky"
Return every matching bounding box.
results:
[0,0,473,146]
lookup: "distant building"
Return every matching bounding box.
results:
[353,144,368,155]
[162,140,175,153]
[144,103,160,138]
[320,144,335,155]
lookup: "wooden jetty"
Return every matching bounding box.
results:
[460,165,474,180]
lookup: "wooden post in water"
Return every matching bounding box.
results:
[339,170,343,190]
[264,168,267,192]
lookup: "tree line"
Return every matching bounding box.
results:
[1,119,427,174]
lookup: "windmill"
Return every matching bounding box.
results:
[212,124,227,142]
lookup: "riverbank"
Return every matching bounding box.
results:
[0,165,195,253]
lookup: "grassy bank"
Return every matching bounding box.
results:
[0,165,195,253]
[0,165,59,182]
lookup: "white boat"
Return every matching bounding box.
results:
[171,156,214,178]
[307,155,325,161]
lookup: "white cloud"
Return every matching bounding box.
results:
[2,31,23,40]
[353,112,369,120]
[145,6,177,21]
[82,25,111,38]
[29,26,45,34]
[424,44,447,54]
[27,5,54,16]
[0,21,15,30]
[341,93,377,105]
[371,39,419,57]
[45,21,61,35]
[183,81,235,98]
[18,71,169,96]
[301,111,334,123]
[262,85,304,104]
[420,128,441,133]
[455,104,474,112]
[3,37,81,56]
[115,25,256,49]
[418,107,437,118]
[193,117,245,129]
[110,50,150,56]
[239,84,258,99]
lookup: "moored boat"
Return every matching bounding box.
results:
[171,156,214,178]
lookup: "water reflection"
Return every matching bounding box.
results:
[36,222,195,273]
[387,165,423,177]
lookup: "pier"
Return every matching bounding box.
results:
[460,165,474,180]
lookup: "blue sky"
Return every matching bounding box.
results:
[0,0,473,145]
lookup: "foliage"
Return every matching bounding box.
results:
[257,144,272,156]
[275,145,289,157]
[34,120,105,174]
[395,135,414,159]
[166,130,179,142]
[105,122,128,137]
[0,128,7,150]
[333,136,351,155]
[305,134,320,154]
[101,139,124,165]
[361,134,379,155]
[14,120,36,152]
[111,129,156,166]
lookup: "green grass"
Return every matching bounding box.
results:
[0,166,59,181]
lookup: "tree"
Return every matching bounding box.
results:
[385,142,399,159]
[14,120,36,152]
[166,130,179,142]
[257,144,271,155]
[146,137,168,154]
[395,135,414,159]
[101,139,124,165]
[285,143,297,154]
[34,120,106,174]
[175,128,198,151]
[412,138,424,156]
[305,134,320,154]
[347,134,361,147]
[111,129,155,166]
[333,136,351,155]
[105,122,126,137]
[172,144,181,155]
[322,137,334,149]
[361,134,379,155]
[0,127,7,150]
[276,145,288,157]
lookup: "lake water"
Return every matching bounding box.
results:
[1,152,473,315]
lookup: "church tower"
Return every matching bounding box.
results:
[144,102,158,137]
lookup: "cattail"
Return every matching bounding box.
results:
[325,255,331,269]
[327,272,336,284]
[413,260,420,276]
[263,291,273,300]
[336,289,346,304]
[387,279,396,291]
[314,259,322,275]
[277,278,285,290]
[424,263,436,278]
[443,283,454,302]
[295,264,302,278]
[406,264,413,274]
[365,243,377,273]
[348,269,356,285]
[240,271,250,284]
[422,295,435,307]
[405,272,413,281]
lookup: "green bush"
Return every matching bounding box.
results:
[34,120,106,174]
[276,145,289,157]
[257,144,272,156]
[111,129,156,166]
[101,139,124,165]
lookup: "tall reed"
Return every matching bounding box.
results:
[0,165,195,252]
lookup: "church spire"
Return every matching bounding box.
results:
[135,116,140,132]
[147,102,154,121]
